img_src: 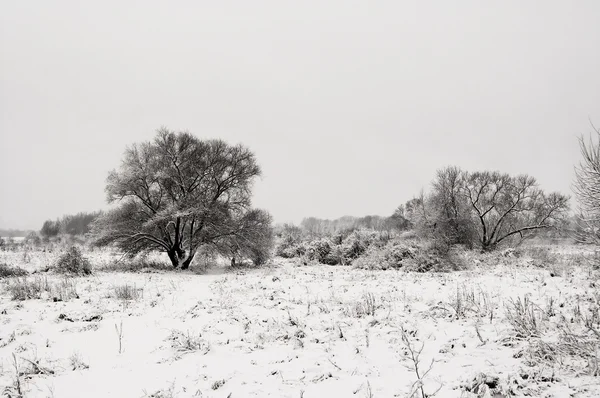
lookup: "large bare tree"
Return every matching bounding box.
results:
[92,128,272,269]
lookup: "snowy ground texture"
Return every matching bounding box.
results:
[1,246,600,398]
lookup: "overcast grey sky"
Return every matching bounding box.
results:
[1,1,599,230]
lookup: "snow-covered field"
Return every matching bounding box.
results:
[1,247,599,397]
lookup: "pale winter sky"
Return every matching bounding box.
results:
[1,1,599,230]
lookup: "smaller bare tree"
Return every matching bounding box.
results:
[411,167,569,250]
[573,121,600,243]
[462,171,569,250]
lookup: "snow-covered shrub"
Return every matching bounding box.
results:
[54,246,92,275]
[352,239,417,270]
[403,241,466,272]
[352,238,466,272]
[306,238,338,265]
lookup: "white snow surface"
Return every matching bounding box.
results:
[1,247,599,397]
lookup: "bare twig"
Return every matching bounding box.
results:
[475,321,488,346]
[399,326,442,398]
[115,320,124,354]
[365,379,373,398]
[11,353,22,397]
[20,356,55,375]
[328,357,342,371]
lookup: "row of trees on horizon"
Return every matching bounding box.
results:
[39,211,103,238]
[4,122,600,266]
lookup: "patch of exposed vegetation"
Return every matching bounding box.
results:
[54,246,92,275]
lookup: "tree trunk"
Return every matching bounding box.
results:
[168,249,180,268]
[176,247,186,260]
[481,240,496,252]
[180,252,195,270]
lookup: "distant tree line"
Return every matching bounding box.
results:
[40,211,103,238]
[299,211,410,237]
[0,229,31,238]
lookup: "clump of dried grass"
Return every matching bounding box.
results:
[505,295,547,339]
